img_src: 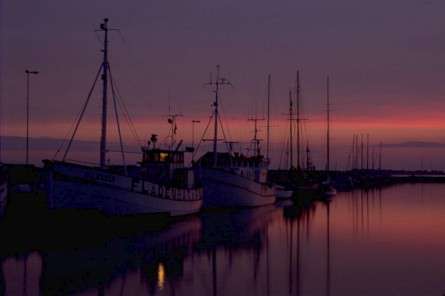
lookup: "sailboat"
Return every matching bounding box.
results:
[264,74,292,200]
[43,19,203,216]
[196,66,276,208]
[320,76,337,197]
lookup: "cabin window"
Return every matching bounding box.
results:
[160,152,169,162]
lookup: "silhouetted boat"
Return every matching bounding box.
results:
[196,66,275,208]
[198,152,276,207]
[44,19,202,217]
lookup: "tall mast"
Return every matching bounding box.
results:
[326,76,330,172]
[205,65,231,167]
[289,89,294,169]
[296,70,301,170]
[213,66,220,167]
[99,18,109,168]
[266,74,271,161]
[366,134,370,171]
[360,134,364,170]
[378,142,383,171]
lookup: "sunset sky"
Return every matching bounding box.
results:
[1,0,445,169]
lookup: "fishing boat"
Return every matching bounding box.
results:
[196,66,276,208]
[44,19,202,217]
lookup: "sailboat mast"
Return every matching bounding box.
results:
[254,118,259,157]
[326,76,330,172]
[289,90,294,169]
[296,70,301,170]
[266,74,271,161]
[212,66,220,167]
[99,18,109,168]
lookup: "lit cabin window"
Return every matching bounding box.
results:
[160,152,169,162]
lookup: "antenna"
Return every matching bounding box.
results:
[248,115,265,158]
[164,106,183,150]
[204,65,232,167]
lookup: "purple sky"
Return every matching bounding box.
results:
[2,0,445,168]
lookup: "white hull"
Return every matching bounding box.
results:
[46,162,203,216]
[48,179,202,216]
[199,168,276,208]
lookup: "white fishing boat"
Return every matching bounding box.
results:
[198,153,276,207]
[195,66,276,208]
[44,19,202,217]
[45,146,202,216]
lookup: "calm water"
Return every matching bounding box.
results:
[2,184,445,295]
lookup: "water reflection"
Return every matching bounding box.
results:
[3,184,445,295]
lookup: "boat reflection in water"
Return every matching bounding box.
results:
[4,185,445,295]
[0,203,294,295]
[0,195,335,296]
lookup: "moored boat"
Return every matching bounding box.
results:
[44,19,202,217]
[197,152,276,208]
[195,66,276,208]
[44,144,203,216]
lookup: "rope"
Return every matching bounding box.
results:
[192,114,213,160]
[108,64,142,146]
[61,64,103,161]
[217,115,231,151]
[109,66,127,174]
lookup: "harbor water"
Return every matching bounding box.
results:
[1,183,445,295]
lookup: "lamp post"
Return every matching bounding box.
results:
[25,69,39,165]
[191,120,200,161]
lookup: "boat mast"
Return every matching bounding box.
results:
[206,65,231,167]
[266,74,271,161]
[296,70,301,170]
[326,76,330,173]
[248,115,264,158]
[213,66,220,167]
[289,89,294,169]
[99,18,109,168]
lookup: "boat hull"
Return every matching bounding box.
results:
[48,179,202,216]
[199,168,276,208]
[45,161,203,217]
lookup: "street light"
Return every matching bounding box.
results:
[25,69,39,165]
[191,120,201,161]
